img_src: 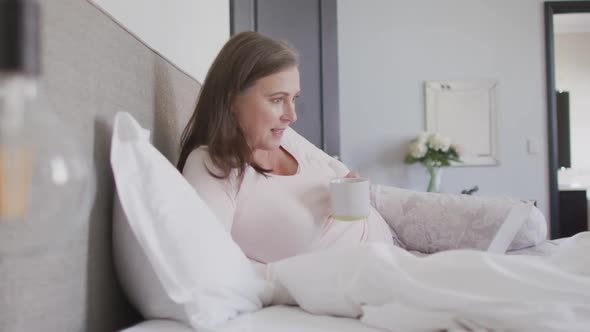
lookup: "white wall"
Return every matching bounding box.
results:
[555,33,590,170]
[88,0,229,83]
[337,0,549,217]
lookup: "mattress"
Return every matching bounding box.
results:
[122,305,381,332]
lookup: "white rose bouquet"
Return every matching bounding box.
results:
[404,132,461,192]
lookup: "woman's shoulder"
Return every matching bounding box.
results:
[183,146,211,172]
[182,146,240,187]
[183,146,226,179]
[182,147,240,215]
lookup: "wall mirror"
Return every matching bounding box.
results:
[425,80,499,166]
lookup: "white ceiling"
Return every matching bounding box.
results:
[554,13,590,34]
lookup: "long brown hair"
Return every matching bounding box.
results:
[177,31,299,179]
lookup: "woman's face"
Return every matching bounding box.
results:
[233,66,300,151]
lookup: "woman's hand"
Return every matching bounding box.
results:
[344,171,360,178]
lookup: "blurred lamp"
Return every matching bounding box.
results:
[0,0,95,254]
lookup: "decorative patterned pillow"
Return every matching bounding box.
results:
[371,185,547,253]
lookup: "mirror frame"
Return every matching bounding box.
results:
[425,80,499,166]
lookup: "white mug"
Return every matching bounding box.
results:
[329,177,370,221]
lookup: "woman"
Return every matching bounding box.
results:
[177,31,400,271]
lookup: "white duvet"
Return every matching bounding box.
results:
[266,232,590,331]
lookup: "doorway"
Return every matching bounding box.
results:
[544,1,590,238]
[230,0,341,158]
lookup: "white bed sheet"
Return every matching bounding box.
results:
[123,237,584,332]
[123,305,381,332]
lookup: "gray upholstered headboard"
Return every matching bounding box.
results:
[0,0,199,331]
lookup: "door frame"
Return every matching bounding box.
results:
[229,0,341,157]
[544,1,590,238]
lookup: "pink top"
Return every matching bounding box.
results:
[182,128,395,263]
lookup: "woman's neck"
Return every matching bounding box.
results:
[252,149,276,170]
[252,148,298,176]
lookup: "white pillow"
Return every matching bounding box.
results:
[110,112,265,329]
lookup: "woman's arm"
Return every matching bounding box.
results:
[182,147,238,232]
[183,148,282,303]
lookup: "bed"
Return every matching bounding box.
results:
[109,111,583,332]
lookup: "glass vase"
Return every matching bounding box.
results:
[426,166,442,192]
